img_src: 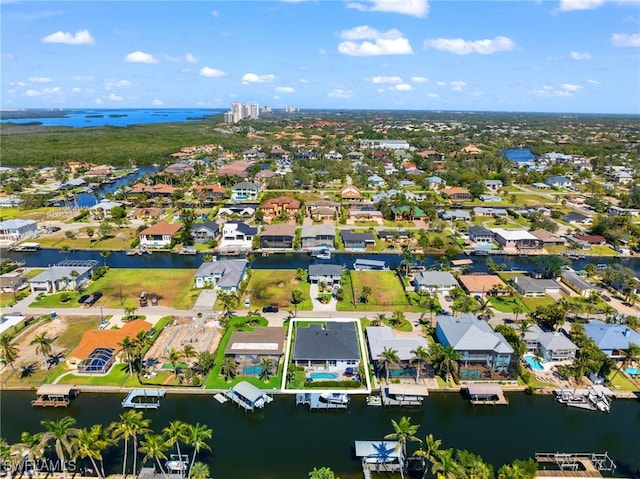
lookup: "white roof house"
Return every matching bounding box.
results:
[413,271,459,292]
[366,326,428,362]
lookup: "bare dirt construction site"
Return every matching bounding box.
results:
[144,315,221,366]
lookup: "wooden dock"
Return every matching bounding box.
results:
[534,452,616,478]
[32,385,78,408]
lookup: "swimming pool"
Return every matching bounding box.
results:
[243,366,262,376]
[310,372,339,380]
[524,355,544,372]
[625,367,638,376]
[390,368,415,377]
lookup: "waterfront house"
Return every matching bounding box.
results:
[544,175,572,188]
[28,260,98,293]
[530,228,566,246]
[0,272,27,293]
[457,275,508,297]
[584,320,640,359]
[231,182,261,201]
[483,179,503,191]
[340,185,362,202]
[191,221,220,244]
[260,196,301,223]
[436,314,515,377]
[193,259,248,291]
[561,270,599,297]
[129,183,176,200]
[468,226,494,245]
[492,229,541,251]
[340,230,376,250]
[537,332,578,362]
[511,276,561,297]
[441,187,472,202]
[260,224,296,249]
[366,326,429,377]
[308,264,343,286]
[293,322,361,372]
[139,222,182,248]
[413,271,458,293]
[219,221,258,252]
[67,320,152,373]
[0,219,38,243]
[224,326,286,373]
[300,224,335,250]
[573,234,606,245]
[90,200,123,220]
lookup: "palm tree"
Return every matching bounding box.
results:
[377,347,400,383]
[163,421,188,475]
[39,416,79,479]
[414,433,442,472]
[390,310,405,327]
[431,448,460,479]
[166,348,185,377]
[30,333,54,366]
[372,313,386,327]
[612,342,640,380]
[411,346,429,382]
[72,425,108,479]
[290,290,304,317]
[185,423,212,478]
[294,268,306,282]
[110,410,151,479]
[513,301,526,323]
[139,434,169,479]
[182,345,196,365]
[220,357,237,381]
[259,357,275,381]
[118,336,138,376]
[218,291,239,318]
[189,462,210,479]
[384,416,421,479]
[124,305,137,320]
[438,346,460,384]
[0,334,19,371]
[13,432,43,479]
[361,285,372,303]
[474,298,495,321]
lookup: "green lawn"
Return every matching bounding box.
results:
[607,370,639,392]
[337,270,411,312]
[246,269,312,311]
[521,296,557,310]
[35,228,140,250]
[489,296,530,313]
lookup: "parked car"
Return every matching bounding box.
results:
[150,295,158,306]
[262,305,279,313]
[78,294,89,304]
[244,298,251,308]
[139,291,148,307]
[85,291,103,306]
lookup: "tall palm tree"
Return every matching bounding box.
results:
[259,357,275,381]
[72,425,108,479]
[139,434,169,479]
[377,347,400,383]
[166,348,185,377]
[431,448,460,479]
[182,345,196,365]
[118,336,137,376]
[220,357,237,381]
[474,298,495,320]
[290,290,304,316]
[12,432,43,479]
[411,346,429,382]
[384,416,421,479]
[185,423,212,478]
[414,433,442,472]
[38,416,79,479]
[188,462,209,479]
[218,291,239,318]
[372,313,386,327]
[110,410,151,479]
[163,421,188,471]
[0,334,19,371]
[30,333,54,366]
[438,346,460,384]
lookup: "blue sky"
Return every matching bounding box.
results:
[1,0,639,114]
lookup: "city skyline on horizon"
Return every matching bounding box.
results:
[2,1,639,115]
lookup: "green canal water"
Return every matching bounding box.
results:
[2,391,639,478]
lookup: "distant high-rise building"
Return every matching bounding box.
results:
[250,103,259,119]
[223,101,260,123]
[223,111,235,124]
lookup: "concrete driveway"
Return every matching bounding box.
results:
[309,283,337,312]
[193,289,217,311]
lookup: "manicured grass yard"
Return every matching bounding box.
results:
[246,269,312,311]
[521,296,557,310]
[29,268,197,310]
[36,228,139,250]
[489,296,530,313]
[607,370,640,392]
[337,270,410,312]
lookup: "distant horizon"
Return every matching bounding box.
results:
[2,1,639,114]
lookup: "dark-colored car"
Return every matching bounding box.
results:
[262,305,279,313]
[78,294,89,304]
[85,291,103,306]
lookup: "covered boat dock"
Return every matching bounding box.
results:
[381,383,428,407]
[467,383,509,405]
[225,381,273,412]
[32,384,79,407]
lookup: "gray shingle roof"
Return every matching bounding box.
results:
[414,271,458,288]
[194,259,248,288]
[308,264,343,277]
[366,326,428,361]
[293,322,360,361]
[437,314,514,354]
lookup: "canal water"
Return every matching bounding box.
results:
[502,148,537,163]
[1,391,639,478]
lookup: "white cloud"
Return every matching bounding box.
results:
[185,53,198,64]
[72,75,94,82]
[451,81,467,91]
[611,33,640,47]
[411,76,428,83]
[371,76,403,84]
[200,66,227,77]
[275,86,295,93]
[124,51,158,63]
[242,73,275,84]
[42,29,95,45]
[531,85,574,97]
[377,88,385,93]
[211,10,219,17]
[346,0,429,17]
[587,79,601,85]
[152,99,164,106]
[25,89,42,97]
[328,88,354,98]
[108,93,123,101]
[104,79,132,90]
[570,51,591,60]
[71,87,81,93]
[338,26,413,56]
[559,0,603,11]
[561,83,582,91]
[426,92,438,98]
[42,87,62,94]
[319,48,327,55]
[95,98,103,105]
[436,81,447,86]
[393,83,413,91]
[29,76,52,83]
[424,36,515,55]
[299,79,309,84]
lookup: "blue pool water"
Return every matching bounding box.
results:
[524,355,544,371]
[310,372,339,380]
[473,243,495,250]
[625,367,638,375]
[390,368,415,377]
[243,366,263,376]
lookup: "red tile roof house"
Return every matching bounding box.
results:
[441,187,472,202]
[261,196,301,223]
[129,183,177,199]
[139,222,183,248]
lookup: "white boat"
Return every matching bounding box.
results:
[319,392,349,404]
[165,454,188,472]
[366,396,382,406]
[554,385,612,412]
